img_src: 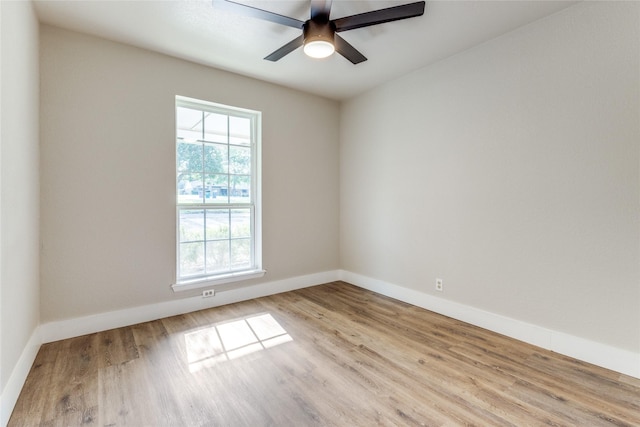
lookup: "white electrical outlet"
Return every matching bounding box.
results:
[435,278,443,292]
[202,289,215,298]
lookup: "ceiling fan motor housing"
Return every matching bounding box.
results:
[303,19,336,46]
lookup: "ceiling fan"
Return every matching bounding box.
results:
[214,0,426,64]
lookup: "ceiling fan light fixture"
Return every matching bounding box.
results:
[304,39,335,58]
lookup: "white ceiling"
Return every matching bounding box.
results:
[33,0,578,101]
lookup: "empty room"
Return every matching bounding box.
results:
[1,0,639,425]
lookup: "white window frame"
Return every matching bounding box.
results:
[172,96,264,292]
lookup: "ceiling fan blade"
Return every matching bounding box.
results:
[264,35,305,61]
[334,34,367,64]
[214,0,304,29]
[333,1,425,33]
[310,0,332,22]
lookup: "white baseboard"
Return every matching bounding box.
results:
[1,328,41,427]
[339,270,640,379]
[40,270,340,344]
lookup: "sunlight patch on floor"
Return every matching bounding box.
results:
[184,312,292,372]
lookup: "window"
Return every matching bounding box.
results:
[173,96,263,291]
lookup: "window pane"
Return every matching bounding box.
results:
[177,141,203,172]
[177,107,203,141]
[178,173,203,204]
[230,239,251,269]
[229,116,251,146]
[206,240,230,273]
[230,209,251,238]
[180,242,205,277]
[229,145,251,175]
[179,209,205,242]
[177,176,190,203]
[205,174,229,203]
[206,209,229,240]
[230,175,251,203]
[203,175,215,204]
[204,113,227,143]
[204,143,228,173]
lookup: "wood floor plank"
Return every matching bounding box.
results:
[97,327,140,369]
[9,342,60,425]
[37,333,100,426]
[9,281,640,426]
[98,359,155,426]
[129,320,198,425]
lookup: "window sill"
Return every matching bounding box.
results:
[172,269,266,292]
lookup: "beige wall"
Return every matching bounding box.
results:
[0,0,40,402]
[40,26,340,322]
[340,1,640,351]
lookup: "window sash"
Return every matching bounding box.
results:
[177,206,256,281]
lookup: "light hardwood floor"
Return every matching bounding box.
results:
[9,281,640,426]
